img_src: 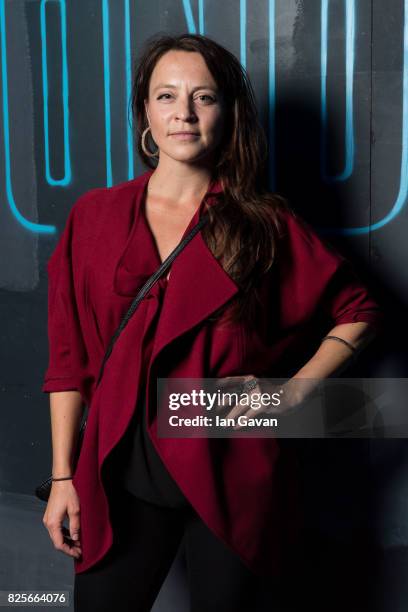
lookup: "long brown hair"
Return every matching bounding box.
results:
[131,33,291,328]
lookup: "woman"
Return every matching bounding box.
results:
[41,33,384,611]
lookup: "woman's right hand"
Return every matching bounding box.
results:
[42,481,82,559]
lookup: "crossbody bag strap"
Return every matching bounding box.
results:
[96,210,210,387]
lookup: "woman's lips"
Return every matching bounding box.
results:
[169,133,200,140]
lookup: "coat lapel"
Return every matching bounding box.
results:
[150,214,239,366]
[113,168,239,367]
[149,173,240,366]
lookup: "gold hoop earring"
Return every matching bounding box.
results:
[141,126,159,158]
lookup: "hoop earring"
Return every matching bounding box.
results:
[141,126,159,158]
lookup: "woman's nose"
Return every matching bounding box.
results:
[175,98,196,120]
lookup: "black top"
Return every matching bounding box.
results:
[118,387,189,509]
[115,275,189,509]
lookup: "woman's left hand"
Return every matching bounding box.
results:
[213,375,300,430]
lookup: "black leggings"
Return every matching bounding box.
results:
[73,485,283,611]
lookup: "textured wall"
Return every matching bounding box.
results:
[0,2,406,605]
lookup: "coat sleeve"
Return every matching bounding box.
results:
[318,255,385,331]
[41,195,95,406]
[278,209,385,333]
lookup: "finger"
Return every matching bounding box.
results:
[226,380,265,421]
[231,407,264,430]
[231,400,294,430]
[68,513,81,543]
[61,539,82,558]
[232,407,275,430]
[216,394,239,410]
[226,395,256,420]
[63,533,82,555]
[216,384,250,410]
[49,525,82,558]
[232,408,255,430]
[225,406,243,420]
[62,525,81,546]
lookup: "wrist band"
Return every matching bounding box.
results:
[52,476,73,481]
[321,335,357,355]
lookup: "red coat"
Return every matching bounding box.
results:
[42,168,384,576]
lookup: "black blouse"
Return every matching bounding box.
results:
[116,275,189,509]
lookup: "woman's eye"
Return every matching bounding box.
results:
[198,95,215,102]
[157,93,215,102]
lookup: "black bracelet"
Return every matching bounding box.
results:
[52,476,73,481]
[321,335,357,355]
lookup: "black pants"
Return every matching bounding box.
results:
[73,484,283,611]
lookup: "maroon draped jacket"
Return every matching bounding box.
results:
[41,169,384,576]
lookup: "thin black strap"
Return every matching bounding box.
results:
[96,210,210,387]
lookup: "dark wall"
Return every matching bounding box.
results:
[0,0,406,579]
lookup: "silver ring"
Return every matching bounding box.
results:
[241,377,258,393]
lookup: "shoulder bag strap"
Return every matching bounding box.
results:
[96,210,210,387]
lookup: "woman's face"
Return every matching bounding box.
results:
[144,50,225,165]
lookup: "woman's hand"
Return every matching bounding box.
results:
[214,375,301,430]
[42,481,82,559]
